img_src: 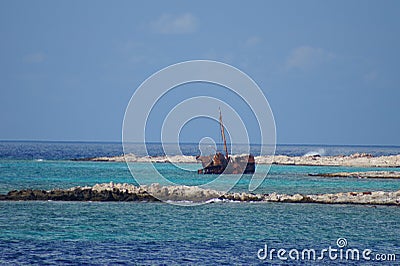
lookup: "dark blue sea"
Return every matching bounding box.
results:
[0,141,399,264]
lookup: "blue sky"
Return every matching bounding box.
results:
[0,0,399,145]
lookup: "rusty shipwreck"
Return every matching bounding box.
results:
[196,109,255,174]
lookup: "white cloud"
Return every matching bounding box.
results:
[24,52,46,63]
[363,70,378,82]
[244,36,261,47]
[202,49,235,64]
[285,46,335,71]
[151,13,198,34]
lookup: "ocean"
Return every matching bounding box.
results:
[0,141,399,264]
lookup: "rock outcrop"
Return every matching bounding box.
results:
[1,183,399,205]
[309,171,400,179]
[75,153,400,168]
[257,154,400,167]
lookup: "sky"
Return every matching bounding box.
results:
[0,0,399,145]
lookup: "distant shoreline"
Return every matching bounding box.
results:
[76,153,400,168]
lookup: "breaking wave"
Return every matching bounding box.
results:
[303,149,326,157]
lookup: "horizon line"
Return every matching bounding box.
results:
[0,139,399,148]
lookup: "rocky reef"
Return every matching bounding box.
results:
[1,183,399,205]
[309,171,400,179]
[76,153,400,168]
[262,153,400,168]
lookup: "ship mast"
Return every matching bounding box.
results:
[219,108,229,160]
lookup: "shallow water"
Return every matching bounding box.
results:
[1,160,399,195]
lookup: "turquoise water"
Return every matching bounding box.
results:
[0,142,399,264]
[1,160,399,195]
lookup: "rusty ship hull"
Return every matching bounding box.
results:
[196,153,255,174]
[196,109,256,175]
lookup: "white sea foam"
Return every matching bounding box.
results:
[303,149,326,157]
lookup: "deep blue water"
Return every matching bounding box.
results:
[0,202,399,264]
[0,141,399,264]
[1,141,400,160]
